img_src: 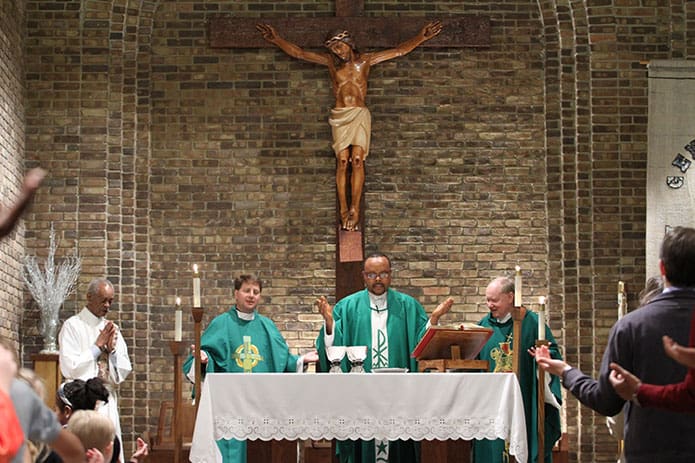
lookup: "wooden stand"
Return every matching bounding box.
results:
[168,341,188,463]
[418,345,488,372]
[32,352,61,409]
[191,307,204,413]
[536,339,549,463]
[247,440,297,463]
[420,440,471,463]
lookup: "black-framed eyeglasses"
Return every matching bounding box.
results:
[365,271,391,280]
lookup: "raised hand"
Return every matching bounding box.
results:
[315,296,334,334]
[530,344,568,376]
[431,297,454,325]
[609,362,642,401]
[422,20,443,40]
[85,448,105,463]
[130,437,149,463]
[663,335,695,369]
[256,23,280,43]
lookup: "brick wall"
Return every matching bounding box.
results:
[6,0,692,460]
[0,0,27,348]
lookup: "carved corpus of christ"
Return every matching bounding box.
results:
[257,20,443,231]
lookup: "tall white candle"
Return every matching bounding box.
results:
[514,266,522,307]
[538,296,546,340]
[174,296,182,341]
[193,264,201,308]
[618,281,625,320]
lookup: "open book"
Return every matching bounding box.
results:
[411,323,493,360]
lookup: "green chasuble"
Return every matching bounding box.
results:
[473,311,562,463]
[315,288,429,463]
[183,308,299,463]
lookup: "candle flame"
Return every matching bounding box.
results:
[539,296,546,305]
[175,296,181,306]
[515,265,521,273]
[193,264,199,274]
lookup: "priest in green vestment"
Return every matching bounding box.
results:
[473,276,562,463]
[183,274,318,463]
[315,253,454,463]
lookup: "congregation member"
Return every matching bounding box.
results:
[1,340,23,463]
[315,252,454,463]
[59,278,133,463]
[609,309,695,412]
[46,378,148,463]
[1,338,85,463]
[604,275,662,463]
[183,274,318,463]
[65,410,115,463]
[535,226,695,462]
[473,277,562,463]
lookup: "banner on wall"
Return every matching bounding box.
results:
[647,60,695,277]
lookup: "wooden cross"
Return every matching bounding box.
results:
[208,1,490,304]
[209,1,490,50]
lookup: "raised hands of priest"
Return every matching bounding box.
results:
[190,344,208,364]
[315,296,334,335]
[662,335,695,369]
[609,362,642,401]
[529,345,568,376]
[430,297,454,326]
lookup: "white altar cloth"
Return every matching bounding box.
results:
[189,372,527,463]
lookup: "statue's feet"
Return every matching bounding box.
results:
[345,208,360,231]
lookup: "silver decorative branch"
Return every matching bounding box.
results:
[23,224,81,352]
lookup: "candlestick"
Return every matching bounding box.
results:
[174,296,182,341]
[538,296,546,340]
[514,266,522,307]
[193,264,201,308]
[618,281,626,320]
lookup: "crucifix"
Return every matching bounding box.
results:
[208,1,489,302]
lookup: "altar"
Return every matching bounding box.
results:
[189,372,528,463]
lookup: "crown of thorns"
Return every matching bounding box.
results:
[325,30,352,47]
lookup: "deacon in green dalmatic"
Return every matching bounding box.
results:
[183,274,318,463]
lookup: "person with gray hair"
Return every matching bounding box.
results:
[474,276,562,463]
[58,278,132,463]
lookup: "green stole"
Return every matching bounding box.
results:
[473,311,562,463]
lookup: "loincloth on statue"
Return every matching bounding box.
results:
[329,106,371,158]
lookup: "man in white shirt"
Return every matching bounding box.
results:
[59,277,132,463]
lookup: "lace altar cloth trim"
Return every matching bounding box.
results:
[216,415,512,441]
